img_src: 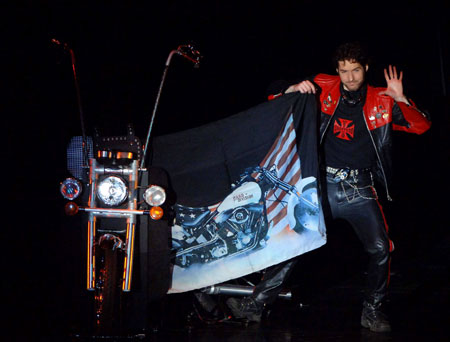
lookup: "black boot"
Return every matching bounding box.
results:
[191,292,226,323]
[361,301,391,333]
[226,297,264,323]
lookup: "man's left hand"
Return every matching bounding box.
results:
[379,65,409,104]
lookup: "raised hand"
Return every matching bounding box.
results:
[379,65,409,104]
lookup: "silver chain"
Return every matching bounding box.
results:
[340,172,378,203]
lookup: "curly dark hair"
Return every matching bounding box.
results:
[332,42,369,68]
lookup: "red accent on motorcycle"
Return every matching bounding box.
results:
[64,202,79,215]
[150,206,164,220]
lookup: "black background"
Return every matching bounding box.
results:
[5,0,449,338]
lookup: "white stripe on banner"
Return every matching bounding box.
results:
[275,148,299,180]
[261,115,295,167]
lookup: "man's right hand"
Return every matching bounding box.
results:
[285,80,317,94]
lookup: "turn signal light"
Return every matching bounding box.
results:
[65,202,79,216]
[149,206,164,220]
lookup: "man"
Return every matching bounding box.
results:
[227,42,431,333]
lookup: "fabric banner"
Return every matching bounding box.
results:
[151,93,327,293]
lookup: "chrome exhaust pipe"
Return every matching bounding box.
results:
[201,284,292,300]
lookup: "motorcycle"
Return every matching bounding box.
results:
[172,165,320,268]
[57,42,201,336]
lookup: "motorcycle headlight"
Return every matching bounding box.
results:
[60,178,82,200]
[97,176,128,206]
[143,185,166,207]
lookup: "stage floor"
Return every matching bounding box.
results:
[30,233,448,342]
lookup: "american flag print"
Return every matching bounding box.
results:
[260,113,304,236]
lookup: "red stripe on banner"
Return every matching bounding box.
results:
[260,118,290,167]
[280,151,300,181]
[276,139,297,170]
[270,206,287,227]
[267,168,301,215]
[266,166,301,213]
[265,150,299,201]
[267,122,296,168]
[261,118,294,167]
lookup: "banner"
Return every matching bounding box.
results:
[151,93,326,293]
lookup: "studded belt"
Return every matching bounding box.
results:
[324,166,371,182]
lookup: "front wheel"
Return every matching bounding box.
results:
[95,247,124,335]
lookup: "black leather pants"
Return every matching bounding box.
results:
[253,259,298,305]
[252,171,392,306]
[322,171,392,305]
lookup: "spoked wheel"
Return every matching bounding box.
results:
[94,247,124,336]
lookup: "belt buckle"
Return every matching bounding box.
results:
[333,168,350,183]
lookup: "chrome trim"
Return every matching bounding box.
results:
[93,166,135,176]
[122,221,135,292]
[87,215,96,290]
[79,207,149,217]
[122,160,139,291]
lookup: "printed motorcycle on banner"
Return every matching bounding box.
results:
[169,113,326,293]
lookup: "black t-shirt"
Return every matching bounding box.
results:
[321,84,377,169]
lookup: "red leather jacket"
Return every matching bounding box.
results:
[314,74,431,200]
